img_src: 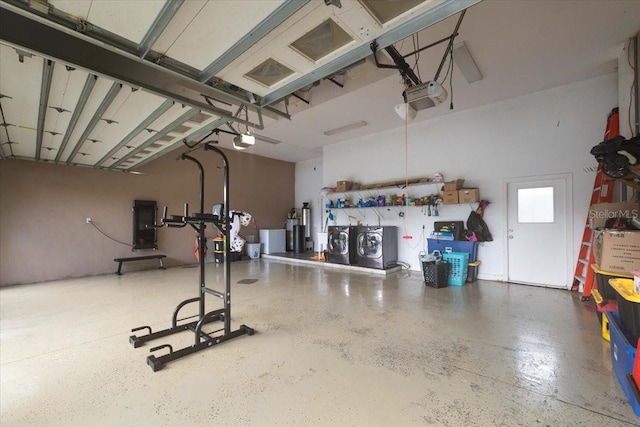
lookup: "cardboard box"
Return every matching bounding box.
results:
[458,188,479,203]
[598,230,640,275]
[589,201,640,229]
[443,179,465,191]
[442,190,459,205]
[336,181,353,192]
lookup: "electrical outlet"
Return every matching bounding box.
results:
[86,217,92,224]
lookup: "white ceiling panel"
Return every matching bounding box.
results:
[47,68,92,114]
[77,90,169,164]
[1,127,33,157]
[163,0,286,70]
[85,0,167,44]
[48,0,91,20]
[103,132,152,167]
[100,103,196,168]
[70,86,135,166]
[43,68,92,157]
[143,103,195,137]
[0,44,43,129]
[151,0,207,55]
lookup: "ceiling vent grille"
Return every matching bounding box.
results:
[171,125,192,135]
[188,112,212,124]
[158,135,175,142]
[290,19,354,62]
[244,58,294,88]
[359,0,423,25]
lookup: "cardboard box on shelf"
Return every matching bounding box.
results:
[442,190,459,205]
[598,230,640,275]
[589,201,640,229]
[443,179,465,191]
[336,181,353,192]
[458,188,479,204]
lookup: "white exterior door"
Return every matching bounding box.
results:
[506,175,572,288]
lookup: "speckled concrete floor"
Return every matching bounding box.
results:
[1,259,638,426]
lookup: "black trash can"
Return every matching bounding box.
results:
[293,224,305,253]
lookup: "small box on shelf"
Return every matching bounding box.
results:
[443,179,465,191]
[336,181,353,192]
[442,191,459,204]
[458,188,480,203]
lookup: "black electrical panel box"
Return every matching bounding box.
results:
[133,200,158,250]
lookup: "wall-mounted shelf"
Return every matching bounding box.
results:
[326,177,444,209]
[330,177,439,196]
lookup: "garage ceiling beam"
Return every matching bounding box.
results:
[129,117,228,171]
[199,0,311,83]
[35,59,54,161]
[95,99,174,168]
[66,82,122,164]
[0,4,265,130]
[138,0,185,59]
[2,0,202,81]
[54,74,97,163]
[259,0,480,107]
[109,108,199,170]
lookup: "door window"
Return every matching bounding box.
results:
[517,187,554,223]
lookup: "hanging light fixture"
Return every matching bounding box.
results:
[233,132,255,150]
[394,103,417,122]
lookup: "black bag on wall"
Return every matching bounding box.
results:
[467,210,493,242]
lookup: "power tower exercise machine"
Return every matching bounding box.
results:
[129,143,254,372]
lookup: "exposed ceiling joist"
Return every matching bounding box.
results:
[131,117,228,171]
[0,4,265,129]
[66,81,122,164]
[35,58,54,160]
[109,107,199,170]
[2,0,203,80]
[138,0,185,59]
[95,99,174,168]
[54,74,97,163]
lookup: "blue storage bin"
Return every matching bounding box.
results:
[427,238,478,262]
[606,311,640,416]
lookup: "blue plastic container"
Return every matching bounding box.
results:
[427,238,478,262]
[606,311,640,416]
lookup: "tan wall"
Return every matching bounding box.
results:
[0,147,294,286]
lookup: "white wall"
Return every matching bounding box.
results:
[295,158,324,251]
[315,74,618,281]
[618,36,638,139]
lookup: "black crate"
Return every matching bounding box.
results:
[595,270,623,300]
[466,265,478,283]
[615,293,640,345]
[422,262,450,288]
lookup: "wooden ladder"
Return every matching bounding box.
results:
[572,108,619,300]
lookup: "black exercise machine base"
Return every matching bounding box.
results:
[130,307,254,372]
[114,254,166,275]
[145,325,255,372]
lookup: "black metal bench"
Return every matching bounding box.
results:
[114,254,166,275]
